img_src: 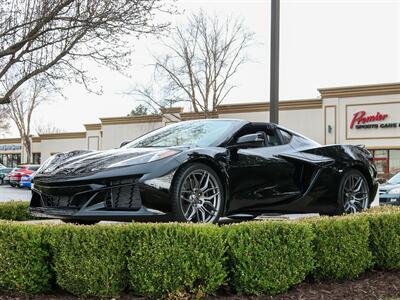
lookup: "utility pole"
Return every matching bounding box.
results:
[270,0,280,124]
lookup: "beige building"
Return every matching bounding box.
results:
[1,82,400,178]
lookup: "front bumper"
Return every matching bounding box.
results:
[29,205,166,221]
[29,174,172,221]
[379,194,400,206]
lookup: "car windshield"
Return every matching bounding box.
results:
[388,172,400,184]
[125,120,239,148]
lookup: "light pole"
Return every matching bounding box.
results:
[270,0,280,124]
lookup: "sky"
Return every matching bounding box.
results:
[3,0,400,137]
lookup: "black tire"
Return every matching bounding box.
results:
[0,178,3,185]
[337,169,370,214]
[62,219,99,225]
[171,163,225,223]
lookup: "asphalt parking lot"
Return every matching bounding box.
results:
[0,185,31,202]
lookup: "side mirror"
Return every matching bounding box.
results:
[236,132,266,148]
[119,140,130,148]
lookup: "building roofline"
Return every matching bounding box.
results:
[216,99,322,114]
[84,123,102,131]
[0,138,20,144]
[318,82,400,98]
[39,132,86,140]
[100,114,163,125]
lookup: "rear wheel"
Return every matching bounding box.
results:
[338,169,370,214]
[171,163,224,223]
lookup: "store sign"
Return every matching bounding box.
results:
[0,144,21,151]
[346,102,400,140]
[349,111,395,129]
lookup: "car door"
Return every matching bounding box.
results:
[227,125,302,213]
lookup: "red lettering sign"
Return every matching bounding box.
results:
[349,111,388,129]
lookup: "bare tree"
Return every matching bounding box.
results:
[145,10,254,116]
[7,80,47,163]
[132,83,185,115]
[0,106,9,135]
[0,0,173,105]
[35,122,64,135]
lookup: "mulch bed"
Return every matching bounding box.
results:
[213,270,400,300]
[0,270,399,300]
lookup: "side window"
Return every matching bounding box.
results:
[265,132,280,146]
[279,129,292,144]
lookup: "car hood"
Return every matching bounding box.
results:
[37,147,183,176]
[379,183,400,193]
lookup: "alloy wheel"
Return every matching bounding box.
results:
[179,169,221,223]
[342,174,369,213]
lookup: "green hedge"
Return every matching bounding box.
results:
[307,216,372,280]
[48,225,128,297]
[0,222,51,294]
[365,207,400,270]
[0,204,399,297]
[225,221,314,295]
[0,201,37,221]
[126,224,227,298]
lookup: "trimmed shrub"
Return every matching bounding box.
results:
[308,216,372,280]
[48,224,128,297]
[126,223,227,298]
[0,222,51,294]
[225,221,314,295]
[0,201,37,221]
[365,208,400,270]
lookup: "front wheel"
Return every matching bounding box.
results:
[171,163,225,223]
[338,169,370,214]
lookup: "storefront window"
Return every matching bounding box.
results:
[389,150,400,177]
[32,153,41,165]
[370,149,400,181]
[372,150,388,179]
[0,153,21,168]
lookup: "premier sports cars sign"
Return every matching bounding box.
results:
[346,102,400,140]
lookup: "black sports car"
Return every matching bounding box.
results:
[29,119,378,223]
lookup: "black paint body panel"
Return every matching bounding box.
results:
[29,120,378,221]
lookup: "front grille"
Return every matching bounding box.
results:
[34,178,142,210]
[109,184,141,209]
[41,194,72,207]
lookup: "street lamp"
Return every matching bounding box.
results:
[270,0,280,124]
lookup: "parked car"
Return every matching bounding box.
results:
[0,163,6,169]
[9,165,40,187]
[29,119,378,224]
[379,172,400,206]
[0,168,13,185]
[20,172,35,189]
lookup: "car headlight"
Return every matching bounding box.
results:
[389,187,400,194]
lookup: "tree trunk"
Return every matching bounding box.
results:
[23,136,32,164]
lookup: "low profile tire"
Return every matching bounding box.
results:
[171,163,225,223]
[62,219,99,225]
[338,169,370,214]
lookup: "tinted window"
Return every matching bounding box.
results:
[279,129,292,144]
[28,166,39,171]
[126,120,239,148]
[234,123,281,147]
